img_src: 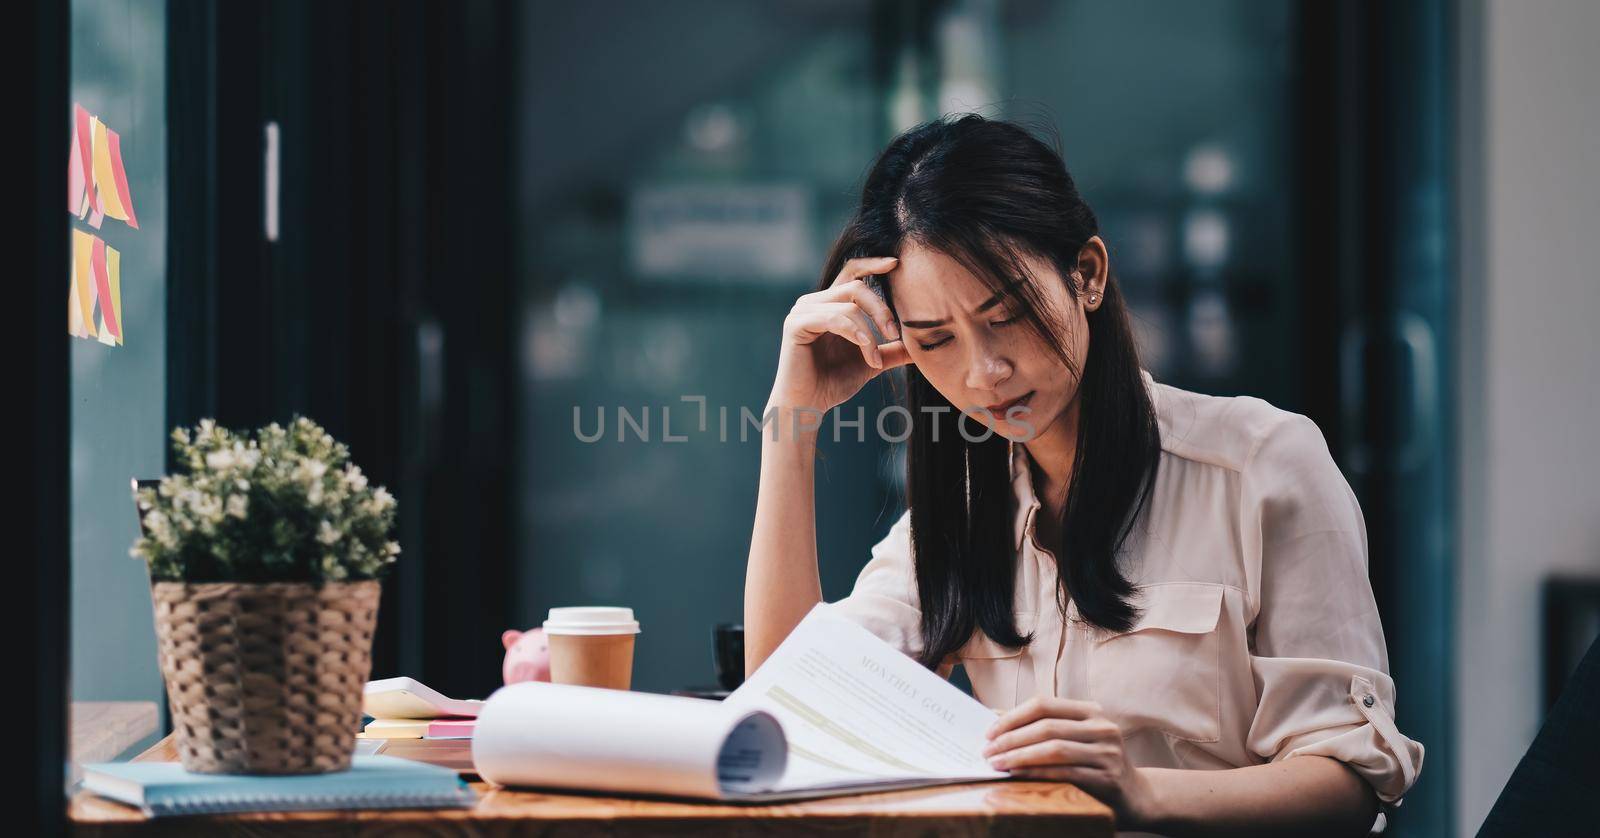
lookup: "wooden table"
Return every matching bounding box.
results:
[70,702,161,765]
[69,734,1115,836]
[67,702,161,788]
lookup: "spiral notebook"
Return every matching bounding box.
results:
[82,755,477,817]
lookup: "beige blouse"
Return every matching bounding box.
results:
[829,370,1423,807]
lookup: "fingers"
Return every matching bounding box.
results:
[987,697,1103,739]
[825,257,901,340]
[785,302,885,369]
[1006,764,1110,786]
[879,340,912,370]
[985,737,1116,772]
[820,277,900,341]
[829,256,899,290]
[982,716,1120,759]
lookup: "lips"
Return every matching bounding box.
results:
[982,390,1034,417]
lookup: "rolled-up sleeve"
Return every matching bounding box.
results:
[1240,414,1424,805]
[826,510,955,676]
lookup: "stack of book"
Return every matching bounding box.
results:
[360,677,482,740]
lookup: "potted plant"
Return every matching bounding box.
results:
[131,417,399,775]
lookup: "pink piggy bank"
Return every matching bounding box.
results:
[501,628,552,685]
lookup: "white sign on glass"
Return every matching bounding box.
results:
[628,183,814,283]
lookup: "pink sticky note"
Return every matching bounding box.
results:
[90,237,120,339]
[67,115,85,214]
[106,127,139,229]
[74,104,98,215]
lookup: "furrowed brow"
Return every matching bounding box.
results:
[899,289,1008,328]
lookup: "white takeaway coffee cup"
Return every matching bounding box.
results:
[542,607,640,690]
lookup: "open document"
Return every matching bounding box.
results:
[471,603,1007,801]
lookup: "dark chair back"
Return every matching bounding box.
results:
[1476,635,1600,837]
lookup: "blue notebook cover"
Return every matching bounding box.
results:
[82,755,477,817]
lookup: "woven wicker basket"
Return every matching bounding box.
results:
[151,580,381,775]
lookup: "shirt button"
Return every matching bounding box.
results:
[1362,694,1376,708]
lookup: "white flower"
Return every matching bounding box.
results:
[144,511,178,549]
[178,488,202,510]
[343,465,368,492]
[226,495,248,519]
[367,487,395,516]
[320,554,348,580]
[317,520,342,545]
[193,494,224,523]
[205,450,236,470]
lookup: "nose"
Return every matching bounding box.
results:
[963,340,1013,393]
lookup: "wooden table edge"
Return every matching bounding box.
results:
[68,733,1116,837]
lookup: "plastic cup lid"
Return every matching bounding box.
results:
[543,606,640,635]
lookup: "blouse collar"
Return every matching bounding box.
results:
[1008,369,1159,551]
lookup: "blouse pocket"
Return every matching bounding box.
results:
[1086,582,1225,743]
[957,611,1036,712]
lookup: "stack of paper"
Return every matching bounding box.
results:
[360,677,482,740]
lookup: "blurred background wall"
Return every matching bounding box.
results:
[1455,0,1600,830]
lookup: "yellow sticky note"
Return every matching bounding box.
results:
[66,258,84,338]
[70,229,97,338]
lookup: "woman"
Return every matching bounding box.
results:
[744,115,1422,836]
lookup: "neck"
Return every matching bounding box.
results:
[1021,394,1081,510]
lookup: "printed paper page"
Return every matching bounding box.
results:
[724,603,1007,792]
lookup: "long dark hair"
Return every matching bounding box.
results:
[818,115,1160,667]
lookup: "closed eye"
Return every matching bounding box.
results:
[917,316,1018,350]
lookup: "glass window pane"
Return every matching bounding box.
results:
[69,0,167,749]
[515,5,893,693]
[996,0,1297,402]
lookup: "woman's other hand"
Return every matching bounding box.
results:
[769,256,910,414]
[983,697,1158,828]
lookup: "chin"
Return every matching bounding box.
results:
[1000,396,1064,444]
[996,421,1043,443]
